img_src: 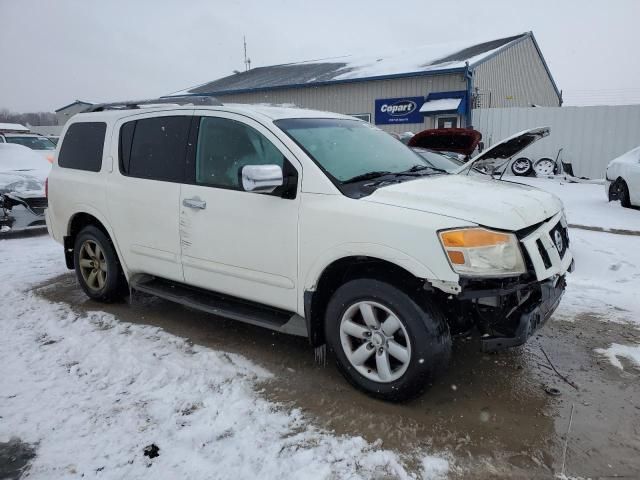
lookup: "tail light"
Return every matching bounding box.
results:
[45,177,48,198]
[46,154,54,164]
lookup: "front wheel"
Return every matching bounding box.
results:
[609,178,631,208]
[324,279,451,402]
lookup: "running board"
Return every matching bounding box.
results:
[130,277,308,337]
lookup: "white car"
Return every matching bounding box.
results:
[605,146,640,208]
[46,97,573,401]
[0,143,51,232]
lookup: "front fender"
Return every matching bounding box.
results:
[303,242,439,292]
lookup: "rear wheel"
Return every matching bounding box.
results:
[511,157,533,176]
[324,279,451,402]
[74,225,125,302]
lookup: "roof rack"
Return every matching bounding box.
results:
[84,95,223,112]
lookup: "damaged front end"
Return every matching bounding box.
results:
[0,193,47,232]
[434,212,574,352]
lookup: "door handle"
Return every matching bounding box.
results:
[183,198,207,209]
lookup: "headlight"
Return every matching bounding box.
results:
[439,227,526,277]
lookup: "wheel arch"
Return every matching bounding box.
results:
[304,255,431,347]
[65,209,128,277]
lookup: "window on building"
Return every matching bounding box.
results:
[58,122,107,172]
[348,113,371,123]
[435,115,459,129]
[119,116,191,182]
[195,117,284,190]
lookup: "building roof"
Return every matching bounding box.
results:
[173,33,532,97]
[0,123,30,132]
[55,100,94,112]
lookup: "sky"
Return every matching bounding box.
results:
[1,0,639,112]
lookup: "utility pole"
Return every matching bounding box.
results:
[243,36,251,72]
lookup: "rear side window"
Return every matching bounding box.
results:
[58,122,106,172]
[119,116,191,182]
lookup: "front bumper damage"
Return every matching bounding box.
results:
[438,211,574,352]
[469,275,567,352]
[0,193,47,232]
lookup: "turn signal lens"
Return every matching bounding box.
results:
[46,155,54,163]
[447,250,465,264]
[440,229,510,248]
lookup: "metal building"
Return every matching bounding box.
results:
[170,32,560,133]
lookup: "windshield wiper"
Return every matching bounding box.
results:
[400,164,449,175]
[343,171,394,183]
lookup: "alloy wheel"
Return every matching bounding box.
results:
[78,240,107,291]
[339,300,412,383]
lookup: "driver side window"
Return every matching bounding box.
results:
[196,117,284,189]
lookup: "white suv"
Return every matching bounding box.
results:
[46,96,573,401]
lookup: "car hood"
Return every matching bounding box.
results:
[0,171,45,197]
[455,127,550,175]
[362,174,563,231]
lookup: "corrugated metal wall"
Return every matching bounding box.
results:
[472,106,640,178]
[473,36,560,108]
[215,74,467,134]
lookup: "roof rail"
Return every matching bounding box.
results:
[84,95,223,112]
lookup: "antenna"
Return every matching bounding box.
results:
[243,36,251,71]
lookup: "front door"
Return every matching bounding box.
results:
[179,112,300,311]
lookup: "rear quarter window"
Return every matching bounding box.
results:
[58,122,107,172]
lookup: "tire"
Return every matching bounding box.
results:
[73,225,125,302]
[533,157,558,176]
[324,279,451,402]
[511,157,533,176]
[609,178,631,208]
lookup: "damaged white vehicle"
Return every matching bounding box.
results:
[46,97,573,401]
[0,144,50,232]
[605,146,640,208]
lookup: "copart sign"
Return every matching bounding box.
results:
[375,97,424,125]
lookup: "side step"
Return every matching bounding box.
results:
[130,277,308,337]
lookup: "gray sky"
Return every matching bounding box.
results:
[1,0,638,112]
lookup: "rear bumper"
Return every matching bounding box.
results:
[480,274,566,352]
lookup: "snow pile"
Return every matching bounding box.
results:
[553,228,640,324]
[0,234,448,479]
[595,343,640,370]
[508,177,640,232]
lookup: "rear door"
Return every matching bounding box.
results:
[179,112,301,311]
[106,110,193,282]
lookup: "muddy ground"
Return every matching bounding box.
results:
[15,270,640,479]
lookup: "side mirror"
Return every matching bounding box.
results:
[241,164,284,193]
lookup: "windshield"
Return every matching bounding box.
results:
[275,118,437,182]
[5,136,56,150]
[411,148,464,173]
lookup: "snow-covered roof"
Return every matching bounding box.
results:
[419,98,462,113]
[55,100,94,112]
[173,33,528,96]
[0,123,30,132]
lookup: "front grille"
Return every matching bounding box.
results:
[549,222,569,258]
[536,239,552,268]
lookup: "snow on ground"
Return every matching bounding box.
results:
[595,343,640,370]
[553,228,640,325]
[508,176,640,232]
[0,234,448,480]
